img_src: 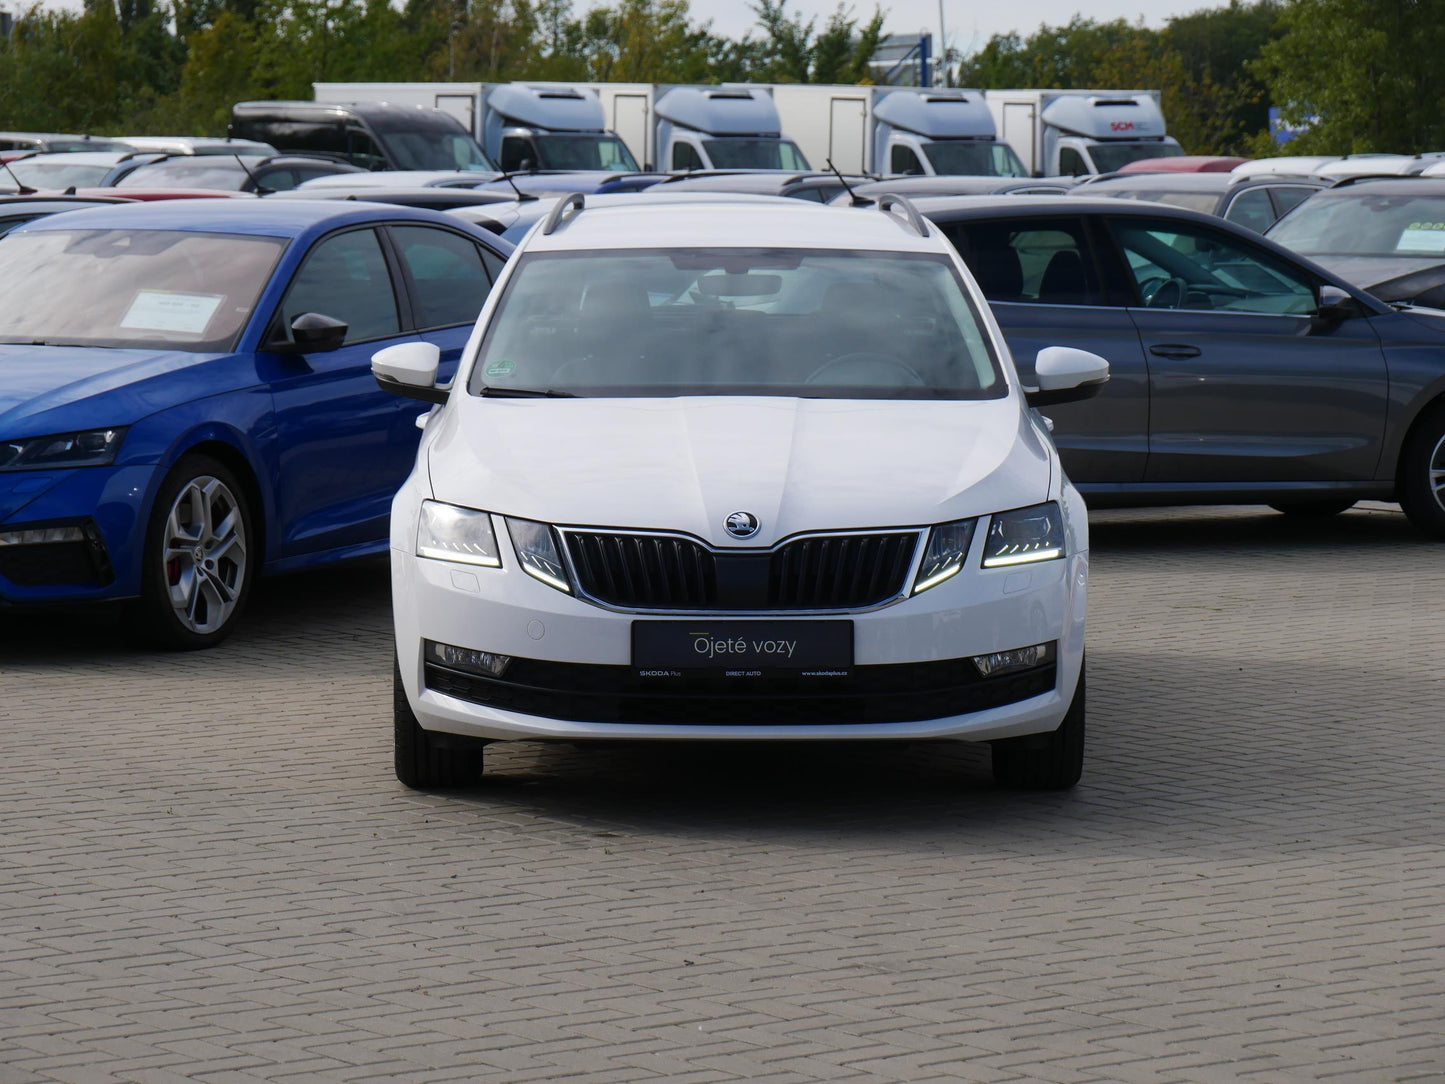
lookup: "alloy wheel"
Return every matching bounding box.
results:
[1431,432,1445,513]
[162,475,248,635]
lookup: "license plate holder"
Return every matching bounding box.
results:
[632,620,853,678]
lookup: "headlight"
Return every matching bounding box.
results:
[416,501,501,567]
[0,427,127,471]
[982,502,1065,568]
[911,519,977,595]
[506,518,571,593]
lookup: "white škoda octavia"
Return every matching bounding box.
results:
[373,193,1108,791]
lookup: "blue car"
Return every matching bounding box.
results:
[0,199,512,647]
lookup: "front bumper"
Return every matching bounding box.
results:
[393,524,1088,743]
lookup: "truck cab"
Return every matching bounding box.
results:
[986,91,1184,177]
[483,84,639,173]
[872,90,1026,178]
[655,87,810,172]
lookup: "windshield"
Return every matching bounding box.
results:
[470,248,1003,400]
[10,160,116,188]
[922,141,1027,178]
[1089,143,1185,173]
[537,134,639,172]
[1268,191,1445,257]
[0,229,285,351]
[366,113,493,171]
[702,140,811,171]
[116,159,247,190]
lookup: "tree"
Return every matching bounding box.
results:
[1256,0,1445,153]
[750,0,884,83]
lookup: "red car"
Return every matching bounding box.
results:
[1118,155,1250,174]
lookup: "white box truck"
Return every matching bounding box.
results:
[771,85,1027,177]
[313,81,642,173]
[984,90,1183,176]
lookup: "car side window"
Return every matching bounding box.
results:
[1270,185,1316,219]
[891,145,924,175]
[345,125,387,170]
[1110,219,1318,315]
[1223,187,1276,233]
[280,228,400,344]
[391,226,494,330]
[1059,148,1088,177]
[257,167,301,191]
[943,217,1103,306]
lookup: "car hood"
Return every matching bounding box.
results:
[427,395,1050,547]
[1304,253,1445,294]
[0,345,232,435]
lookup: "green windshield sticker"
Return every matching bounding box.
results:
[485,359,516,377]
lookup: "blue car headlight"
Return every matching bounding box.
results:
[0,428,127,472]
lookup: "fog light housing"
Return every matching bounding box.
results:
[426,639,511,678]
[972,641,1055,677]
[0,525,87,546]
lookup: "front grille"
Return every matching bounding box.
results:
[425,657,1055,726]
[562,530,919,612]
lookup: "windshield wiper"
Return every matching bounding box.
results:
[478,385,576,398]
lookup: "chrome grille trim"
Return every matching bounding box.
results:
[556,526,927,614]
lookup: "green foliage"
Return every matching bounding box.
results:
[750,0,884,83]
[1256,0,1445,153]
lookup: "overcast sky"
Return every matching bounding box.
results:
[697,0,1196,57]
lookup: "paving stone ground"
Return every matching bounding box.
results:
[2,503,1442,1083]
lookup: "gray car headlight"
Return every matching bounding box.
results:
[0,427,127,471]
[981,502,1065,568]
[911,519,977,595]
[416,501,502,567]
[506,518,571,593]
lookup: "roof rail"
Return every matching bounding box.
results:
[541,191,586,235]
[875,193,929,237]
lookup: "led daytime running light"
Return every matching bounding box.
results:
[416,501,502,568]
[981,503,1065,569]
[506,518,571,593]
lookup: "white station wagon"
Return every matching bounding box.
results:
[373,193,1109,790]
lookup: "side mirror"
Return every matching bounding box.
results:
[272,312,347,355]
[1024,346,1110,407]
[373,341,447,405]
[1310,284,1362,333]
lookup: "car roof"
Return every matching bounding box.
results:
[11,196,509,240]
[520,197,946,254]
[0,198,129,214]
[907,193,1245,223]
[1078,172,1235,193]
[15,151,132,166]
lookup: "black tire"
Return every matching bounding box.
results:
[1399,403,1445,540]
[137,455,255,650]
[1269,499,1356,518]
[394,655,485,789]
[991,666,1085,790]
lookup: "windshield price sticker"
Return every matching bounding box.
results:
[1397,224,1445,254]
[120,290,224,335]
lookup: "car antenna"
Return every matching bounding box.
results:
[497,171,538,203]
[827,158,870,206]
[0,158,36,196]
[232,154,273,196]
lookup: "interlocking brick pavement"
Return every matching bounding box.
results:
[2,503,1443,1082]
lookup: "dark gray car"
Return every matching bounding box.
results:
[907,194,1445,537]
[1071,171,1326,233]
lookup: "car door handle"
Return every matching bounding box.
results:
[1149,343,1202,359]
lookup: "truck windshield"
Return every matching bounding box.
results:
[702,140,811,171]
[1088,143,1185,173]
[470,247,1004,400]
[0,228,285,351]
[368,112,495,172]
[537,134,639,172]
[922,142,1027,178]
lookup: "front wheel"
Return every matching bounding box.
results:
[990,666,1085,790]
[137,455,254,650]
[394,655,485,789]
[1399,404,1445,539]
